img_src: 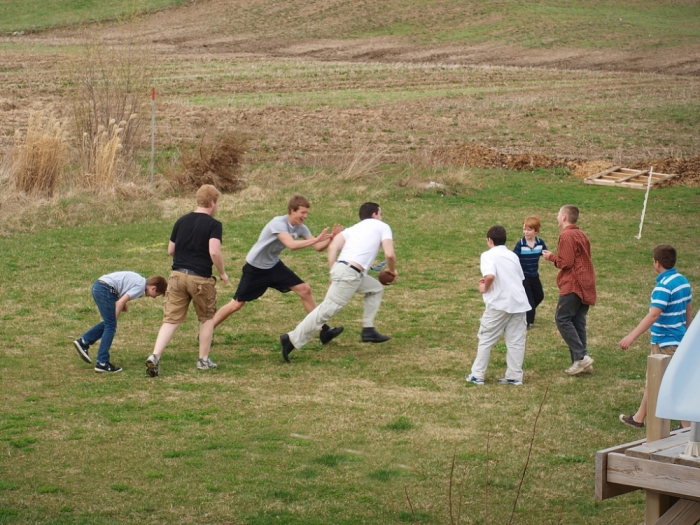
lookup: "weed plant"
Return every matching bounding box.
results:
[1,167,698,523]
[11,112,67,197]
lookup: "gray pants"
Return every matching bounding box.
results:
[288,262,384,349]
[555,292,589,362]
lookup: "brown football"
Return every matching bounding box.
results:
[378,270,396,285]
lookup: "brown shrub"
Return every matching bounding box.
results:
[177,132,246,192]
[70,32,153,178]
[12,112,67,197]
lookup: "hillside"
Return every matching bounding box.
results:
[1,0,699,184]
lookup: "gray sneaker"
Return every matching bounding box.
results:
[197,357,217,370]
[145,354,160,377]
[565,355,594,375]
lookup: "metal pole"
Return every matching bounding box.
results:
[150,87,155,183]
[635,166,653,240]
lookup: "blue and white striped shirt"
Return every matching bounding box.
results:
[650,268,692,347]
[513,237,547,278]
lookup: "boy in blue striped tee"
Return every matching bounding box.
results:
[619,244,693,429]
[513,216,547,329]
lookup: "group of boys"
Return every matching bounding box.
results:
[74,185,397,377]
[465,205,597,386]
[73,191,693,430]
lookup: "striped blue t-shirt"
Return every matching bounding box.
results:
[513,237,547,278]
[650,268,692,347]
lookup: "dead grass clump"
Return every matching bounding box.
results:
[177,133,246,192]
[79,119,126,188]
[398,167,475,196]
[11,112,67,197]
[338,143,387,182]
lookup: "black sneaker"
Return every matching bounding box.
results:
[361,327,390,343]
[280,334,294,363]
[74,338,91,364]
[95,362,122,373]
[320,326,344,345]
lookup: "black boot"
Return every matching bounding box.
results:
[361,327,390,343]
[320,325,344,345]
[280,334,295,362]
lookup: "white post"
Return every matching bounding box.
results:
[150,87,156,183]
[635,167,653,240]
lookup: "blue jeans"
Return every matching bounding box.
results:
[81,281,118,364]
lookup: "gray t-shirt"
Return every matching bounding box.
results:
[99,271,146,300]
[246,215,311,269]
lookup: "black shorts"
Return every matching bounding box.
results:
[233,261,304,302]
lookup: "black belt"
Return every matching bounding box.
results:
[174,268,202,277]
[338,261,362,273]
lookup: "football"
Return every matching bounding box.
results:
[378,270,396,285]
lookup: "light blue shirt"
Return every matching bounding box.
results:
[650,268,692,347]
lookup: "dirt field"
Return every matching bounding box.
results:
[2,0,700,185]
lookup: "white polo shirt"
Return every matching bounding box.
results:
[338,218,392,274]
[480,246,530,313]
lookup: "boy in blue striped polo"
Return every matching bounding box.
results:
[619,244,693,429]
[513,216,548,329]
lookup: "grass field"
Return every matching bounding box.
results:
[1,168,700,524]
[0,0,188,34]
[1,0,700,523]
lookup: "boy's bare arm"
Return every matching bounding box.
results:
[478,274,495,294]
[619,307,662,349]
[115,294,131,319]
[278,229,330,251]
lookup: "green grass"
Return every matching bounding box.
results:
[0,0,188,33]
[1,168,699,523]
[3,0,699,55]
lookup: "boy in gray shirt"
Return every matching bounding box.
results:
[74,272,167,373]
[212,195,345,345]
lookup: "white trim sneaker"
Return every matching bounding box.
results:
[74,338,91,364]
[497,378,523,386]
[565,355,594,375]
[95,362,122,373]
[465,375,485,386]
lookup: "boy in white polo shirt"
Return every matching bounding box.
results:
[466,225,530,386]
[280,202,398,362]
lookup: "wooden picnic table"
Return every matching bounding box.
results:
[596,355,700,525]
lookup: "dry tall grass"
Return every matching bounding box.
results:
[70,30,153,177]
[79,118,126,188]
[11,112,67,197]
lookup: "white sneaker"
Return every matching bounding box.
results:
[565,355,594,375]
[197,357,217,370]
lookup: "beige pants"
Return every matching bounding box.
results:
[288,262,384,349]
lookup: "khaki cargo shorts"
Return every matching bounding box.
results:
[163,271,217,323]
[651,344,678,356]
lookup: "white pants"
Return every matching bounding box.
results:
[470,308,527,381]
[289,262,384,349]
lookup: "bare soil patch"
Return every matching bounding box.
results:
[434,144,700,187]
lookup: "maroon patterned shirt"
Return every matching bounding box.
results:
[551,225,596,305]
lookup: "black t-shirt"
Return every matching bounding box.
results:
[170,212,223,278]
